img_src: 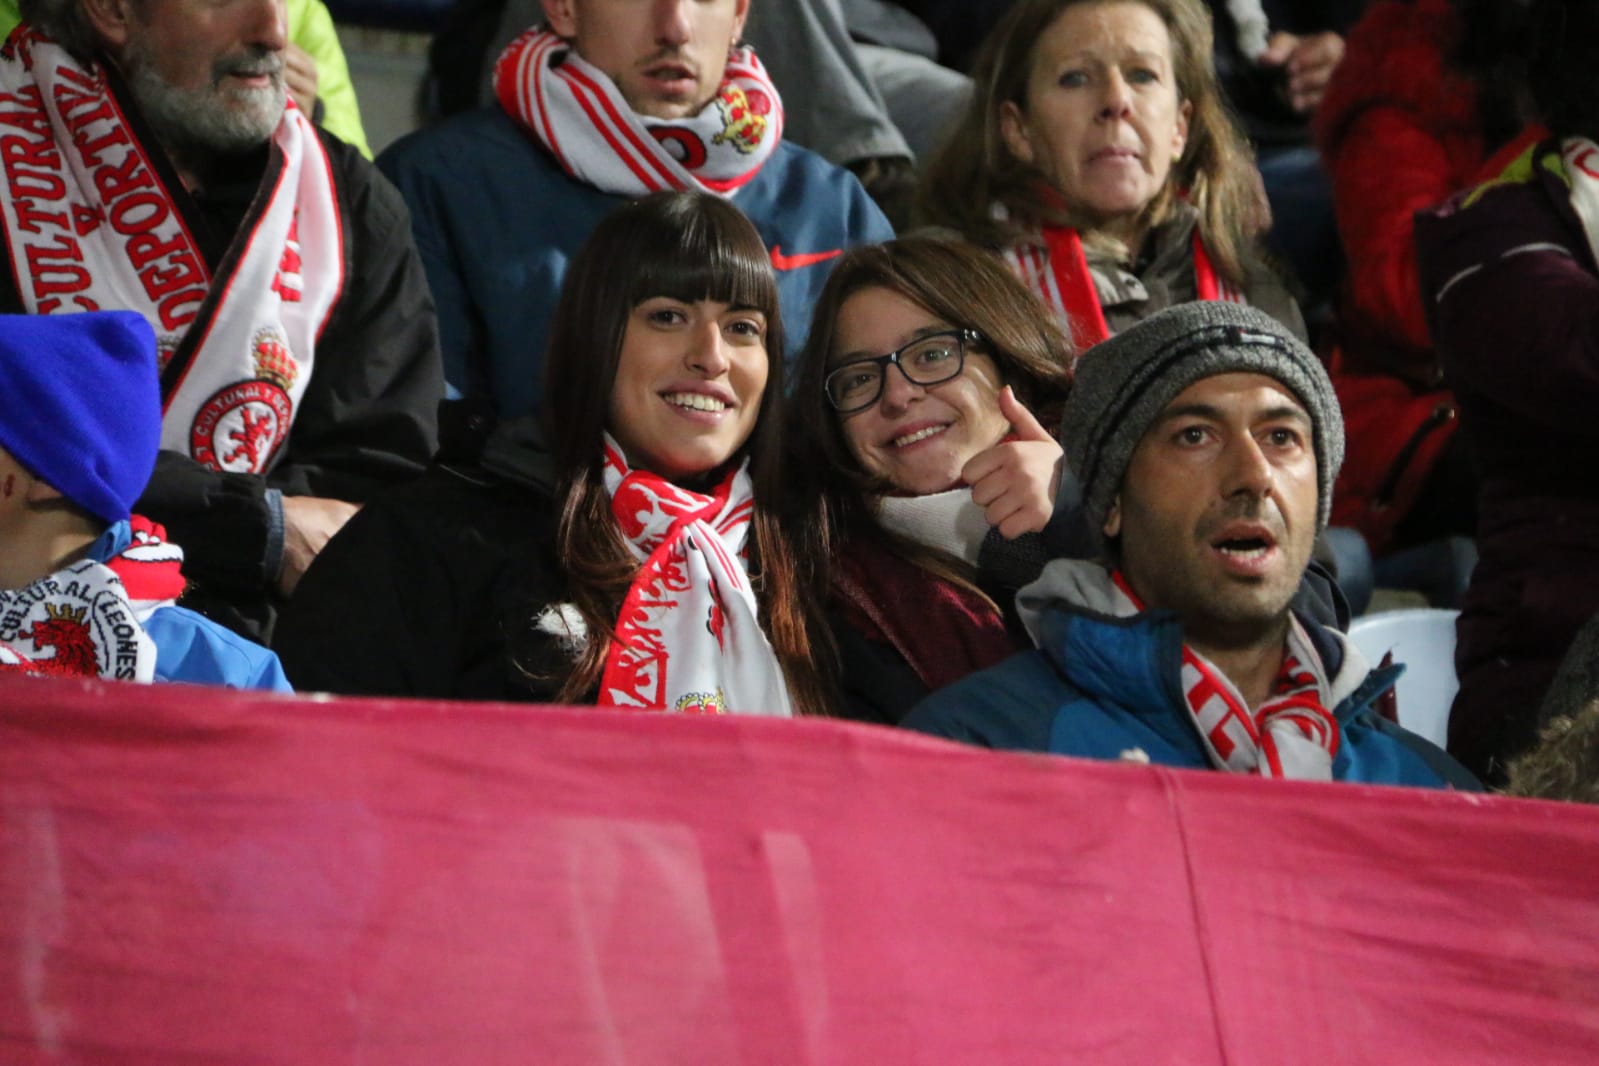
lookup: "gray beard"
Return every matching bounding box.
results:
[125,54,285,160]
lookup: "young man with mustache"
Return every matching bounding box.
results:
[0,0,442,642]
[906,302,1477,788]
[378,0,893,422]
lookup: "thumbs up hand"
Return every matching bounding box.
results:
[961,386,1064,540]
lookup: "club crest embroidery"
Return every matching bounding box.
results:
[673,689,728,716]
[189,327,298,473]
[0,560,157,682]
[596,440,792,717]
[712,83,771,154]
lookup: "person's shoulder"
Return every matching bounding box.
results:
[315,124,411,223]
[1425,136,1562,223]
[1340,707,1484,790]
[1324,641,1482,790]
[1415,136,1578,285]
[1231,244,1309,342]
[144,605,292,691]
[376,107,539,180]
[751,143,883,209]
[363,460,551,536]
[738,142,894,245]
[756,141,862,196]
[901,650,1067,752]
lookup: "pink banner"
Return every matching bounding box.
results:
[2,674,1596,1063]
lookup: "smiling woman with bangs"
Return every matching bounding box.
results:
[276,191,833,717]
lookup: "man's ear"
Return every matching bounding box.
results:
[80,0,137,50]
[731,0,751,43]
[23,477,63,505]
[1102,495,1122,539]
[542,0,578,38]
[998,100,1035,167]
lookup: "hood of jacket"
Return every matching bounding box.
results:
[1014,559,1387,719]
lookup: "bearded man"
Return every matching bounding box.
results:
[0,0,442,640]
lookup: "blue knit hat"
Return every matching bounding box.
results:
[0,312,162,525]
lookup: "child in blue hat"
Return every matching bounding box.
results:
[0,312,289,690]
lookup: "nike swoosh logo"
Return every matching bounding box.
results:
[770,245,843,271]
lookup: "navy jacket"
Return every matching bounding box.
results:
[379,107,894,418]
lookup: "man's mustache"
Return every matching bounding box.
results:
[214,49,284,82]
[1196,497,1284,541]
[638,47,701,79]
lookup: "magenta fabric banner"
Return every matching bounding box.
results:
[1,674,1596,1064]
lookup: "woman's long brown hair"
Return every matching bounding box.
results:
[789,236,1074,613]
[532,191,835,717]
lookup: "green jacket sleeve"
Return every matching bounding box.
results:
[288,0,372,159]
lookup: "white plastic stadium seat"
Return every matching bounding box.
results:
[1347,608,1459,749]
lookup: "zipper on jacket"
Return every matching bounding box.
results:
[1373,403,1457,509]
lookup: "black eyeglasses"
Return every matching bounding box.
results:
[823,328,983,414]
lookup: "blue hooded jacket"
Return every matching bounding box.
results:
[89,522,291,692]
[905,560,1478,789]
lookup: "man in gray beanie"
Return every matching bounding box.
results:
[905,303,1476,789]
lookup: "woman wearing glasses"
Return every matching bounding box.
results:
[791,237,1077,723]
[277,191,833,717]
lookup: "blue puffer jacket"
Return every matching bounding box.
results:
[904,561,1479,789]
[378,107,894,418]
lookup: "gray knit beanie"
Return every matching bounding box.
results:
[1061,302,1344,551]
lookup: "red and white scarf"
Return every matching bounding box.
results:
[1003,225,1245,352]
[494,26,783,197]
[104,516,187,622]
[1113,572,1341,780]
[1562,137,1599,269]
[0,26,343,476]
[0,557,157,682]
[600,438,791,717]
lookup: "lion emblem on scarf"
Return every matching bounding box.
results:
[189,328,296,473]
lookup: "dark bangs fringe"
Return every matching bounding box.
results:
[625,202,781,335]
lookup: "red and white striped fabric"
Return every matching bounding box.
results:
[104,517,187,621]
[599,438,791,717]
[1003,224,1245,355]
[1562,137,1599,270]
[1112,572,1340,780]
[0,27,343,476]
[493,27,783,198]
